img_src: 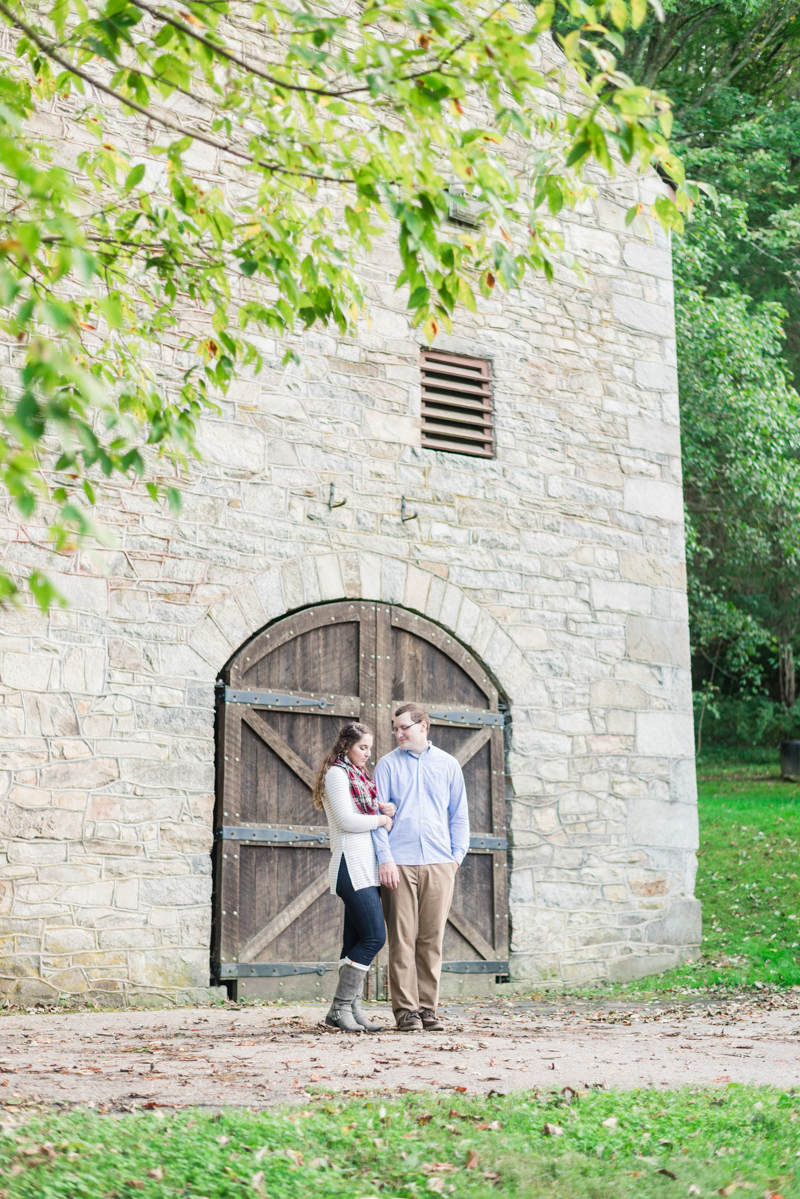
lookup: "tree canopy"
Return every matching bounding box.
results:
[586,0,800,718]
[0,0,683,607]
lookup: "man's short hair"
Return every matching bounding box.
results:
[394,703,429,728]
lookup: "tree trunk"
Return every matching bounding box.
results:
[779,643,796,708]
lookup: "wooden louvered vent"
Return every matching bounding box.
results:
[420,351,494,458]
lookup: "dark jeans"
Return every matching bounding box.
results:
[336,856,386,968]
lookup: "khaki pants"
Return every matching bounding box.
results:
[381,863,457,1017]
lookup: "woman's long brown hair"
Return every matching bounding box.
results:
[312,722,374,810]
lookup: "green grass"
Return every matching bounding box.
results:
[561,750,800,998]
[1,1087,798,1198]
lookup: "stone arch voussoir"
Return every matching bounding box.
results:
[192,551,536,709]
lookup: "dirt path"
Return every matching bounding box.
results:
[1,994,798,1111]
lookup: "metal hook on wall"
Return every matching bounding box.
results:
[328,484,347,510]
[401,496,418,522]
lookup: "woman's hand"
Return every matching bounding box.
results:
[378,802,396,817]
[378,814,393,831]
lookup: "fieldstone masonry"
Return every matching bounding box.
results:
[0,36,700,1003]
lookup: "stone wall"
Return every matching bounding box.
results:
[0,39,699,1003]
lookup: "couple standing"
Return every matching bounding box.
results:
[311,704,470,1033]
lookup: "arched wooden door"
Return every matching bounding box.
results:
[213,602,508,1001]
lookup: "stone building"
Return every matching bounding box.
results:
[0,43,700,1005]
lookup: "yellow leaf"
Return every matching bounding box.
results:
[631,0,647,27]
[609,0,628,29]
[423,315,440,342]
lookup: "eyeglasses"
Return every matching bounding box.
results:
[393,720,421,736]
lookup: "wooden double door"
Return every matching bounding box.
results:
[213,602,508,1000]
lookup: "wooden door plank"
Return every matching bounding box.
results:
[238,866,330,963]
[455,726,493,767]
[447,904,495,959]
[489,726,508,954]
[241,708,315,790]
[390,607,498,705]
[375,604,393,761]
[359,601,378,741]
[218,705,242,965]
[228,601,361,684]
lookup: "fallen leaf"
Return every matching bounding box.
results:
[483,1171,502,1183]
[688,1187,702,1196]
[658,1169,678,1180]
[601,1117,618,1130]
[123,1184,144,1192]
[309,1157,329,1169]
[719,1185,739,1197]
[418,1113,433,1125]
[454,1086,467,1093]
[422,1163,459,1174]
[250,1170,265,1193]
[284,1148,303,1166]
[427,1181,445,1194]
[542,1123,564,1137]
[146,1167,165,1181]
[216,1135,230,1146]
[466,1151,479,1169]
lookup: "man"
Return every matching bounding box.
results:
[372,704,470,1032]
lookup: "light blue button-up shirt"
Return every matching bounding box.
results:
[371,744,470,866]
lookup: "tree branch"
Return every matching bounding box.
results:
[679,2,800,115]
[0,0,351,184]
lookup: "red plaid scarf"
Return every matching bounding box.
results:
[334,755,379,815]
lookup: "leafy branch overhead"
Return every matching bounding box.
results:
[0,0,684,605]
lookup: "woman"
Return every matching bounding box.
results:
[312,722,395,1032]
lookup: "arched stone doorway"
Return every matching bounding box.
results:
[213,600,509,1001]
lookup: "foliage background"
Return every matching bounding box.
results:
[560,0,800,746]
[0,0,685,609]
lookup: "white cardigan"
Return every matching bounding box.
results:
[322,765,381,894]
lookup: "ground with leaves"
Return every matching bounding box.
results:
[0,1085,798,1198]
[1,994,800,1110]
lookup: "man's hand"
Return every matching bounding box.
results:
[379,862,400,890]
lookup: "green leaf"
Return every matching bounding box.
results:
[124,163,146,191]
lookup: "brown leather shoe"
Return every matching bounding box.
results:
[419,1008,443,1031]
[396,1009,424,1032]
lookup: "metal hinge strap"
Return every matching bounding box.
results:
[217,962,331,979]
[441,960,509,974]
[218,826,506,851]
[428,709,503,727]
[219,826,328,844]
[223,687,331,709]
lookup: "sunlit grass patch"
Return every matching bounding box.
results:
[0,1086,797,1198]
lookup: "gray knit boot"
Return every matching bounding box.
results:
[325,964,364,1032]
[351,971,384,1032]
